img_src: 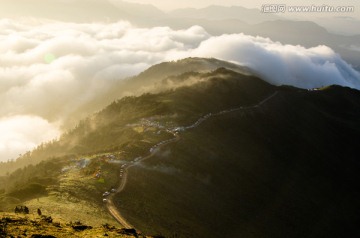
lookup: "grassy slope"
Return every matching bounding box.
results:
[0,212,148,237]
[0,154,123,227]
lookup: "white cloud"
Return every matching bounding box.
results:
[0,19,359,162]
[192,34,360,89]
[0,116,60,161]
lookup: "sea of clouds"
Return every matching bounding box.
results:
[0,19,359,161]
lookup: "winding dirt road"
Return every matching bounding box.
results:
[106,91,278,229]
[106,132,180,229]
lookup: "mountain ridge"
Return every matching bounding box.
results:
[1,61,360,237]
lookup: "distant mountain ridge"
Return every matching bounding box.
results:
[170,5,283,24]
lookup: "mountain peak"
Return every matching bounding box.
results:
[130,57,252,88]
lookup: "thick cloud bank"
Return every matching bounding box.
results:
[192,34,360,89]
[0,19,359,161]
